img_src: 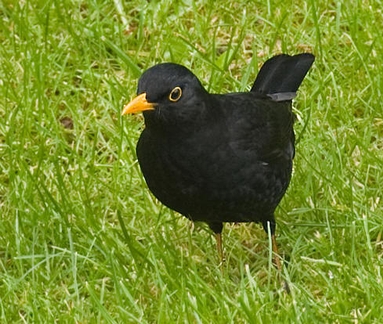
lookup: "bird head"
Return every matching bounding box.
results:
[122,63,210,128]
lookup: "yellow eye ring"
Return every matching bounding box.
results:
[169,86,182,102]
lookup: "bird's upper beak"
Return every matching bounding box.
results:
[121,92,156,115]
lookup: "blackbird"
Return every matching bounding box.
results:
[122,53,314,271]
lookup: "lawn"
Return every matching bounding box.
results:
[0,0,382,322]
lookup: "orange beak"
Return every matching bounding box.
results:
[121,93,156,115]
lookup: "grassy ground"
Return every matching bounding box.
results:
[1,0,382,322]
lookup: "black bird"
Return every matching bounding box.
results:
[122,53,314,272]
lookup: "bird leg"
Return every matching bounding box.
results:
[271,234,282,271]
[271,233,290,293]
[215,232,225,265]
[209,222,225,267]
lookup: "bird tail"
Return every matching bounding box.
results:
[251,53,315,101]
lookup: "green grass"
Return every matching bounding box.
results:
[1,0,382,322]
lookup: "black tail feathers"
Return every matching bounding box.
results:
[251,53,315,101]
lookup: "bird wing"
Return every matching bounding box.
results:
[219,94,295,165]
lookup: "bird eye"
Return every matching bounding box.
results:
[169,87,182,102]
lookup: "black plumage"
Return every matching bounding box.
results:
[122,53,314,272]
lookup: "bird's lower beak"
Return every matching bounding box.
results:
[121,92,156,115]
